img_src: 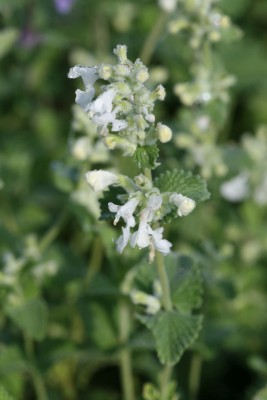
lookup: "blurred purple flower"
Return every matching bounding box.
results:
[53,0,76,14]
[20,29,42,48]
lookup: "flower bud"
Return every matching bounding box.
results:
[170,193,196,217]
[157,123,172,143]
[116,64,131,77]
[98,64,113,80]
[136,67,149,83]
[113,44,128,63]
[154,84,166,100]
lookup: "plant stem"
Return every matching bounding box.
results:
[144,167,152,182]
[39,207,67,252]
[160,365,173,399]
[84,235,103,287]
[155,250,172,311]
[188,353,202,400]
[118,300,136,400]
[24,335,48,400]
[140,12,168,65]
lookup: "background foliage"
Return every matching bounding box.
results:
[1,0,267,399]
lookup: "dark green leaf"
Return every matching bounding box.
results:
[138,311,203,365]
[5,299,48,341]
[133,145,159,169]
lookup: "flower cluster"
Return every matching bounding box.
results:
[220,126,267,205]
[86,170,196,261]
[68,45,171,156]
[159,0,241,49]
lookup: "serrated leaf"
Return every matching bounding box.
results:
[139,311,203,365]
[5,298,48,341]
[154,170,210,202]
[99,186,126,221]
[165,253,203,313]
[133,145,159,169]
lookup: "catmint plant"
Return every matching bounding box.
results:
[69,44,210,398]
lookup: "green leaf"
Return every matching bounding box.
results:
[139,311,203,365]
[165,254,203,313]
[5,298,48,341]
[154,170,210,202]
[89,303,117,350]
[0,29,19,59]
[133,145,159,169]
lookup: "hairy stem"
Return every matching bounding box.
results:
[84,235,103,287]
[155,250,172,311]
[140,12,168,65]
[118,300,136,400]
[160,365,173,400]
[39,207,67,252]
[188,353,202,400]
[24,335,48,400]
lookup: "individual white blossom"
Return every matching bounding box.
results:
[170,193,196,216]
[116,225,131,254]
[68,66,99,111]
[85,170,119,192]
[148,226,172,255]
[130,194,172,258]
[220,172,249,202]
[88,88,128,134]
[108,197,140,227]
[109,197,140,253]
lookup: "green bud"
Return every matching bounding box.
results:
[98,64,113,80]
[113,44,128,63]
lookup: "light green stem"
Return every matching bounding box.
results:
[188,353,202,400]
[24,335,49,400]
[84,236,103,287]
[118,300,136,400]
[155,251,172,311]
[39,208,67,252]
[140,12,168,65]
[160,365,173,400]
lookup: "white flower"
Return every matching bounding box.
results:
[68,66,99,111]
[220,172,249,202]
[89,88,128,133]
[148,226,172,255]
[131,194,171,257]
[170,194,196,216]
[108,197,140,227]
[85,170,118,192]
[109,197,140,253]
[116,225,131,253]
[131,218,150,249]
